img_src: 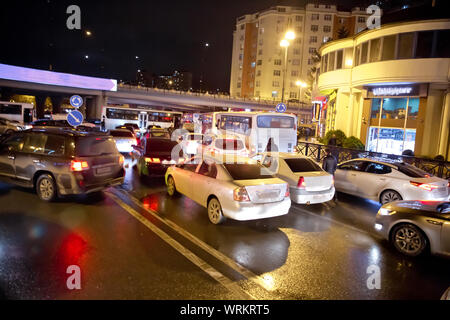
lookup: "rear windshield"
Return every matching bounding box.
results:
[285,158,322,172]
[224,164,275,180]
[149,131,170,138]
[187,134,203,141]
[76,137,118,156]
[110,130,134,137]
[215,139,244,150]
[146,139,178,153]
[397,163,431,178]
[257,115,295,128]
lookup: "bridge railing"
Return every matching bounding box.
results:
[296,141,450,180]
[117,83,306,108]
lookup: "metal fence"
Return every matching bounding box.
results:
[296,142,450,180]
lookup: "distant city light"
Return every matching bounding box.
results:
[205,43,209,47]
[85,30,92,36]
[135,56,139,59]
[84,55,89,59]
[285,30,296,40]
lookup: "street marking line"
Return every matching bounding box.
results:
[113,187,274,292]
[290,204,383,239]
[106,191,254,300]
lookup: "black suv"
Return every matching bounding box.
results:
[0,127,125,201]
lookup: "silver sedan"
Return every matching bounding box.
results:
[375,200,450,257]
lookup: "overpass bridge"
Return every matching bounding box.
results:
[0,63,309,118]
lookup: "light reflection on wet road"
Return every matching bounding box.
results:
[0,158,448,299]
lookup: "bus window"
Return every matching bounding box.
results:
[0,104,21,115]
[257,115,295,128]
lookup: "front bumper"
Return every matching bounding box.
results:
[222,197,291,221]
[290,186,335,204]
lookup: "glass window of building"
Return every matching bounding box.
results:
[382,98,407,119]
[398,32,414,59]
[369,38,381,62]
[324,14,332,21]
[344,48,353,68]
[322,54,328,72]
[273,70,281,76]
[272,81,279,87]
[435,30,450,58]
[381,35,396,61]
[309,47,315,54]
[336,50,343,69]
[323,25,331,32]
[328,51,335,71]
[354,44,361,66]
[407,98,420,120]
[415,31,434,58]
[311,25,318,32]
[361,42,369,64]
[371,98,382,119]
[295,15,302,21]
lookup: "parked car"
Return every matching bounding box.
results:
[109,129,138,153]
[200,135,249,158]
[178,133,204,155]
[165,156,291,224]
[133,137,182,177]
[261,152,335,204]
[0,128,125,201]
[0,117,24,135]
[334,158,449,204]
[375,200,450,256]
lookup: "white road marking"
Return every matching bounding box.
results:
[105,191,254,300]
[113,187,275,292]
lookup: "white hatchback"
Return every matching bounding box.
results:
[334,158,450,204]
[261,152,335,204]
[165,156,291,224]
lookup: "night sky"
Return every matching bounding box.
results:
[0,0,371,92]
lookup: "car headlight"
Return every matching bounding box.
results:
[378,208,394,216]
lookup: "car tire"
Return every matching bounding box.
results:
[36,173,57,202]
[166,176,179,197]
[380,190,402,205]
[207,197,226,225]
[391,223,428,257]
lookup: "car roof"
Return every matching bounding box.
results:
[191,154,257,165]
[25,127,110,137]
[263,152,309,159]
[340,158,399,168]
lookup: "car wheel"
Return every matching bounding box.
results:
[380,190,402,205]
[207,197,225,225]
[391,223,428,257]
[36,174,57,201]
[167,176,179,196]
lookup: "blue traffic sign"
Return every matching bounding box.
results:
[67,110,84,127]
[276,102,287,113]
[70,95,83,108]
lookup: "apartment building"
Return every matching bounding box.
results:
[230,3,370,101]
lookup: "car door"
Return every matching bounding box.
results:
[0,132,25,180]
[334,161,368,194]
[14,132,47,184]
[191,160,218,206]
[438,204,450,253]
[354,162,393,198]
[174,159,200,198]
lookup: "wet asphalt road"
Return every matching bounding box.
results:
[0,158,449,300]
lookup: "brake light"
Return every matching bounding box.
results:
[410,181,438,191]
[285,184,290,197]
[233,187,250,202]
[145,157,161,163]
[119,155,124,165]
[71,160,89,171]
[297,176,306,189]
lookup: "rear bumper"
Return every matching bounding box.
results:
[222,197,291,221]
[56,170,125,195]
[143,163,172,176]
[290,186,335,204]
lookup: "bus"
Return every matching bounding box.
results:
[101,106,182,132]
[194,112,298,155]
[0,101,35,125]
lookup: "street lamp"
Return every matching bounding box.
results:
[280,31,295,103]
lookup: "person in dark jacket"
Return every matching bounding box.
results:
[322,149,338,201]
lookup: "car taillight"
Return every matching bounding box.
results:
[233,187,250,202]
[410,181,438,191]
[119,155,124,165]
[285,184,290,197]
[297,176,305,189]
[331,175,334,185]
[145,157,161,163]
[71,160,89,171]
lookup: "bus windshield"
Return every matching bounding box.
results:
[257,115,295,128]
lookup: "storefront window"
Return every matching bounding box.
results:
[381,98,407,119]
[381,35,396,61]
[407,98,419,120]
[371,98,381,119]
[367,127,416,155]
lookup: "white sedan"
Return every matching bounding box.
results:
[165,156,291,224]
[178,133,204,155]
[200,135,249,158]
[109,129,138,153]
[334,158,449,204]
[261,152,335,204]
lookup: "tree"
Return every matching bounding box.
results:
[337,26,350,39]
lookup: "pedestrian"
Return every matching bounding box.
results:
[322,149,338,201]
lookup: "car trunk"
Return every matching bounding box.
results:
[294,171,332,192]
[410,176,449,198]
[234,178,286,203]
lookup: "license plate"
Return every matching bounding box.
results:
[96,167,112,175]
[257,191,279,199]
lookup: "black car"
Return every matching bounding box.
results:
[133,138,182,177]
[31,119,69,128]
[0,127,125,201]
